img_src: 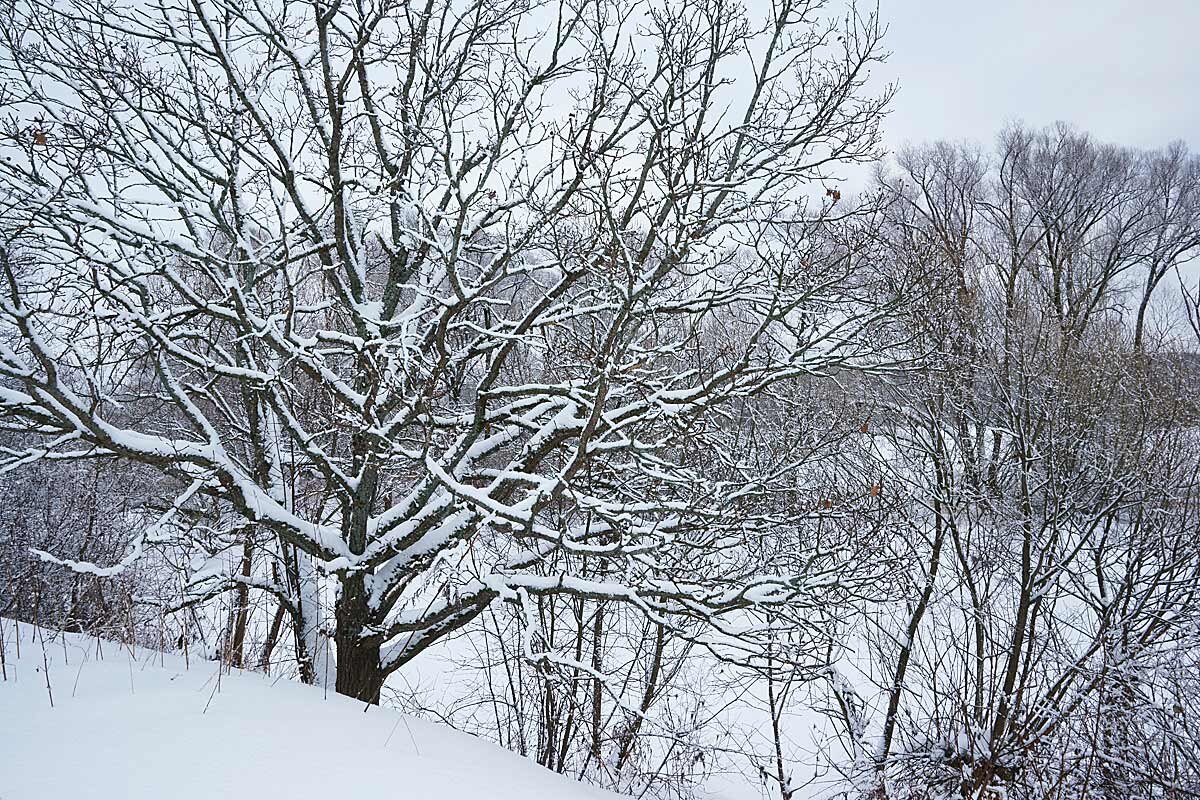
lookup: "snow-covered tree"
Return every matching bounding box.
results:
[847,127,1200,800]
[0,0,898,702]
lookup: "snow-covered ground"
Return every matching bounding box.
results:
[0,620,622,800]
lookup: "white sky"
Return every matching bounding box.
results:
[875,0,1200,154]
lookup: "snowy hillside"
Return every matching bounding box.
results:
[0,621,622,800]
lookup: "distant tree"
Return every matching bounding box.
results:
[852,127,1200,800]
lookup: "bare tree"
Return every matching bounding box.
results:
[0,0,896,702]
[845,129,1200,800]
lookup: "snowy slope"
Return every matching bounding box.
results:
[0,620,623,800]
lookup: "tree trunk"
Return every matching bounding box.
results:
[334,634,383,703]
[228,535,254,668]
[590,603,604,764]
[258,598,287,672]
[281,542,322,685]
[334,574,384,703]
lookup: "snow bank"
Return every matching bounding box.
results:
[0,620,622,800]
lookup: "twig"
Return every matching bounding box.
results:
[37,625,54,708]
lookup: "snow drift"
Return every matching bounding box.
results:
[0,621,622,800]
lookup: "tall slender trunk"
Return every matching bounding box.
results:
[258,597,287,672]
[615,622,666,771]
[766,645,793,800]
[286,543,326,685]
[590,603,605,764]
[879,502,945,768]
[228,534,254,668]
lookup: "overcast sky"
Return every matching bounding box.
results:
[875,0,1200,155]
